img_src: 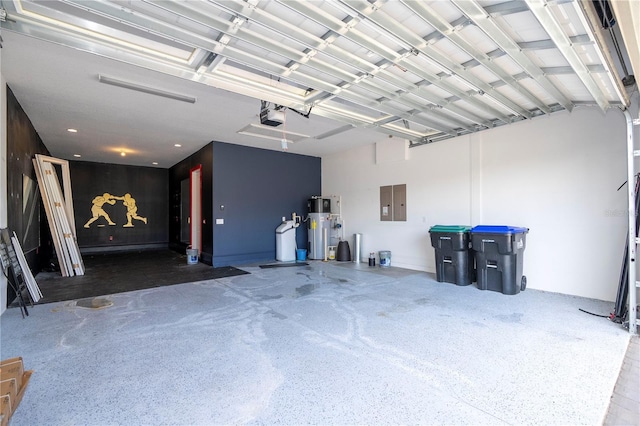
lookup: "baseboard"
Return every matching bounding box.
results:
[212,251,274,267]
[79,243,169,254]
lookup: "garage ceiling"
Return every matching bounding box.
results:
[0,0,635,167]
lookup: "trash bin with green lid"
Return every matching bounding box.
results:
[429,225,474,286]
[470,225,528,295]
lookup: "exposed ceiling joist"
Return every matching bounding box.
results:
[0,0,633,165]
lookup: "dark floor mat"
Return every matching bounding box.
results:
[15,250,249,305]
[259,262,309,268]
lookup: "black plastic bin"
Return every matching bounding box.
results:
[429,225,474,286]
[470,225,528,295]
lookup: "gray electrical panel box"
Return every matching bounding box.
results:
[380,184,406,221]
[380,185,393,221]
[393,184,406,221]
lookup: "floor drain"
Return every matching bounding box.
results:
[76,297,113,309]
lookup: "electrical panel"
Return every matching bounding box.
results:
[380,184,406,221]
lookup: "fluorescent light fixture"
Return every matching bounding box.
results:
[73,154,81,158]
[152,162,158,165]
[67,128,78,133]
[237,124,309,143]
[98,75,196,104]
[174,144,182,147]
[314,124,355,140]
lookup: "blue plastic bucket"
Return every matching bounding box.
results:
[296,249,307,261]
[379,250,391,267]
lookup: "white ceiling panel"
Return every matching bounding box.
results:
[527,48,572,69]
[424,0,465,23]
[494,84,538,112]
[430,38,474,67]
[494,12,549,43]
[548,74,593,102]
[466,65,501,86]
[491,55,527,78]
[458,24,501,55]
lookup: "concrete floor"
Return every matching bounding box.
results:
[0,261,632,425]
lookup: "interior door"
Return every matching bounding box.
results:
[190,165,202,256]
[180,178,190,244]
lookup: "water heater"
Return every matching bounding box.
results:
[307,197,331,259]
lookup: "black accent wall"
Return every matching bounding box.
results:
[168,143,213,263]
[6,86,50,249]
[5,86,52,305]
[211,142,321,266]
[71,161,169,252]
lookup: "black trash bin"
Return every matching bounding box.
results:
[429,225,474,286]
[470,225,528,295]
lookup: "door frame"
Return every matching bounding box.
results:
[190,165,202,257]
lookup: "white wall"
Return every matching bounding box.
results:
[1,69,8,315]
[323,107,628,301]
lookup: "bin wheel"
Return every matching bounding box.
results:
[521,276,527,291]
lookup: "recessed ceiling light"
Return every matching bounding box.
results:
[67,128,78,133]
[152,162,158,165]
[174,144,182,147]
[73,154,81,158]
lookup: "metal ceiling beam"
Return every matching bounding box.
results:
[226,0,508,126]
[330,0,530,119]
[4,0,436,143]
[334,91,463,136]
[315,5,514,124]
[574,0,630,107]
[59,0,224,59]
[452,0,573,112]
[0,1,315,106]
[273,1,476,134]
[524,0,610,111]
[484,1,530,17]
[518,35,591,50]
[56,0,427,139]
[394,0,550,114]
[356,79,478,133]
[155,0,468,135]
[541,65,606,75]
[423,16,472,45]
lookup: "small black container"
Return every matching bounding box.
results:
[336,241,351,261]
[368,253,376,267]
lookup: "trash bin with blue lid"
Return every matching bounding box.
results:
[429,225,474,286]
[470,225,528,295]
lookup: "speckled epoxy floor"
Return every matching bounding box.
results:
[0,261,631,425]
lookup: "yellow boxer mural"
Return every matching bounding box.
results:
[121,193,147,227]
[83,192,147,228]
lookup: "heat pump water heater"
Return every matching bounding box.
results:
[307,197,331,260]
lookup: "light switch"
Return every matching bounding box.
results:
[216,218,224,225]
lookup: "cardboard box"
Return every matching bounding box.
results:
[12,371,32,416]
[0,358,24,391]
[0,357,33,422]
[0,394,9,426]
[0,378,16,413]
